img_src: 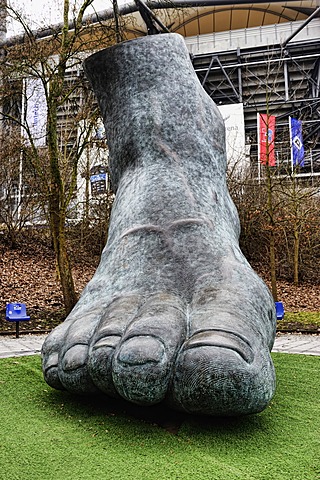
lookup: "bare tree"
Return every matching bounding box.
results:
[0,0,117,313]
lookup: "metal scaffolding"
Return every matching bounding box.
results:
[193,34,320,177]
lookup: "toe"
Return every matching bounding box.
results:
[113,336,168,405]
[112,293,187,406]
[42,352,64,390]
[57,310,104,394]
[42,306,105,394]
[88,295,142,396]
[171,332,276,415]
[58,344,98,394]
[42,324,69,391]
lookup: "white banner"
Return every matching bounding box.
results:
[24,77,47,147]
[218,103,248,175]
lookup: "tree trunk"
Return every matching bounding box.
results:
[112,0,122,43]
[47,92,77,314]
[49,203,77,314]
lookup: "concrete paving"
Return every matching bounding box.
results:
[0,334,47,358]
[272,333,320,356]
[0,333,319,359]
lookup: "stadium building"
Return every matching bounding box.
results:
[0,1,319,221]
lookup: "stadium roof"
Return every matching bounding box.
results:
[2,1,319,46]
[111,1,320,38]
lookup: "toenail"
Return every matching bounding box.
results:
[186,330,254,363]
[92,335,121,350]
[118,336,165,365]
[62,345,88,371]
[43,352,59,372]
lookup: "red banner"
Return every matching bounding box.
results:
[258,113,276,166]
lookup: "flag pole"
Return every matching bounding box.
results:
[257,112,261,183]
[289,116,294,175]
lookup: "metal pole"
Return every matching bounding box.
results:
[237,48,243,103]
[284,60,289,102]
[134,0,170,33]
[289,116,294,176]
[282,6,320,49]
[201,54,215,86]
[215,55,240,101]
[16,322,19,339]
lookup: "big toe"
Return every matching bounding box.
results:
[171,331,275,416]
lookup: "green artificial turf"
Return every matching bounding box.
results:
[0,354,319,480]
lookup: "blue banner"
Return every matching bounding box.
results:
[90,173,106,183]
[290,117,305,167]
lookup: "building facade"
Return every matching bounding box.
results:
[0,1,319,226]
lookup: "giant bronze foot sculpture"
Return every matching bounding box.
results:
[42,34,276,416]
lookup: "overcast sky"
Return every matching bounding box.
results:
[7,0,116,37]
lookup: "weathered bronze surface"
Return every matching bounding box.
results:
[42,34,276,415]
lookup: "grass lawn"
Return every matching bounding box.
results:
[0,353,319,480]
[278,312,320,332]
